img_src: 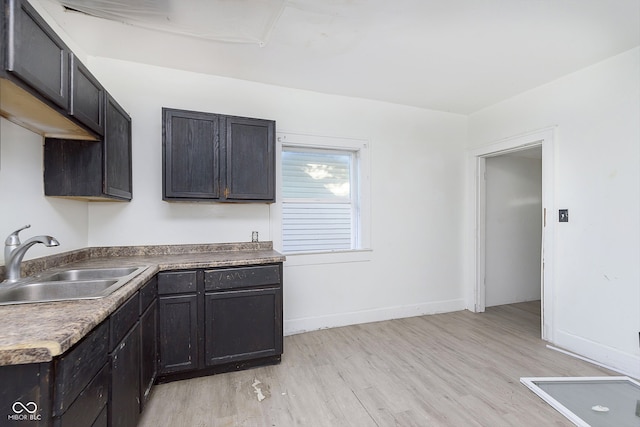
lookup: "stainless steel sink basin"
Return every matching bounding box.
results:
[0,280,119,303]
[0,265,149,305]
[40,266,141,282]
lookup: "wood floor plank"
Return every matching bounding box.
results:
[139,301,616,426]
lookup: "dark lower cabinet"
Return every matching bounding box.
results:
[139,298,158,410]
[0,264,284,424]
[56,365,108,427]
[107,293,140,427]
[91,407,107,427]
[0,362,50,426]
[157,264,283,382]
[0,275,158,427]
[53,321,109,425]
[109,324,140,427]
[204,287,282,366]
[158,294,199,374]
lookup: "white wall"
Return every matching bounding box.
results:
[0,118,89,259]
[469,47,640,377]
[86,57,468,334]
[485,153,542,307]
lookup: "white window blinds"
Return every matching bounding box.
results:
[282,148,357,253]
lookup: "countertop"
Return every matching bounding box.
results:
[0,243,285,366]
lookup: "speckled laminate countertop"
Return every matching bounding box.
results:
[0,242,285,366]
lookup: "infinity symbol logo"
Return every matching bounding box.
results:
[12,401,38,414]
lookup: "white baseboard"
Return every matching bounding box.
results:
[284,298,466,336]
[553,330,640,379]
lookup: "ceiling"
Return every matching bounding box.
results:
[34,0,640,115]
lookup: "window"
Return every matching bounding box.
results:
[280,135,368,254]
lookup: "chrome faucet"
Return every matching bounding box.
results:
[2,225,60,284]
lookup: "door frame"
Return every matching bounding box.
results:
[466,127,556,341]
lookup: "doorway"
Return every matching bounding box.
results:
[485,147,542,307]
[467,128,556,341]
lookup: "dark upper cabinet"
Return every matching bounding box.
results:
[43,94,132,201]
[5,0,69,110]
[1,0,134,200]
[103,94,132,199]
[163,109,220,199]
[162,108,275,203]
[223,116,275,201]
[0,0,97,140]
[70,53,105,136]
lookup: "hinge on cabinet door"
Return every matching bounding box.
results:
[543,208,547,227]
[224,187,230,198]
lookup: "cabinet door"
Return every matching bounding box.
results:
[54,321,109,416]
[0,363,51,425]
[104,94,132,200]
[163,108,220,200]
[158,294,199,374]
[6,0,69,110]
[204,287,282,366]
[109,323,141,427]
[56,364,108,427]
[223,116,275,201]
[139,301,157,410]
[70,54,104,135]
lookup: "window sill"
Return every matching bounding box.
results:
[283,248,372,267]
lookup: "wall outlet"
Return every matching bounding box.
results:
[252,231,259,242]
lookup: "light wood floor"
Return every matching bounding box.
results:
[139,302,615,426]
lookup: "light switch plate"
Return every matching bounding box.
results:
[559,209,569,222]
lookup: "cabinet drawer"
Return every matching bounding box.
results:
[55,363,108,427]
[158,271,197,294]
[139,276,158,313]
[53,321,109,416]
[204,265,280,291]
[109,293,140,350]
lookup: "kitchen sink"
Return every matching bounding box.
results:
[0,265,149,305]
[40,266,141,282]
